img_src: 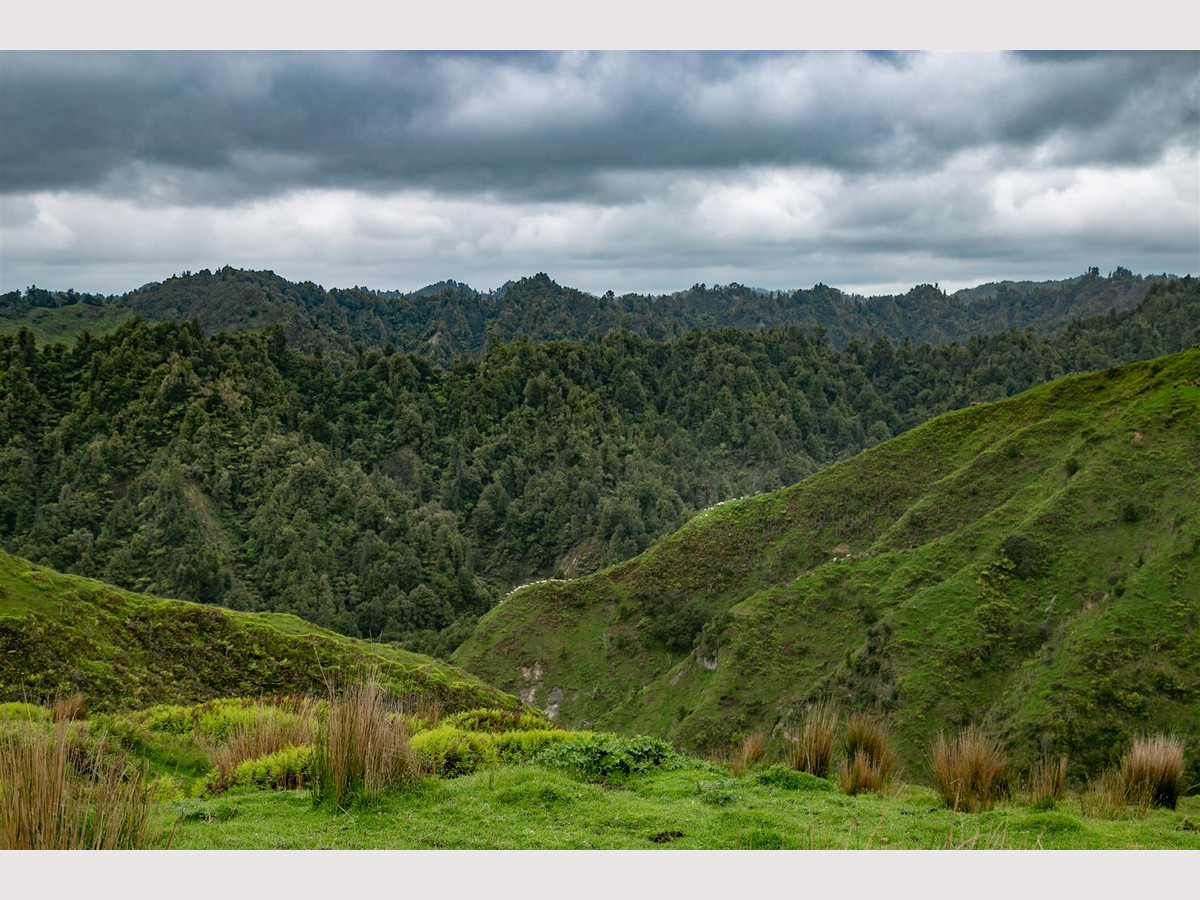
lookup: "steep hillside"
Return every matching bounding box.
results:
[0,551,519,713]
[3,281,1196,658]
[455,349,1200,782]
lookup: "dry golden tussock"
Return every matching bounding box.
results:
[928,726,1009,813]
[313,677,423,808]
[0,722,151,849]
[788,701,837,778]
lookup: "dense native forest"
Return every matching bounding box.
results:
[0,274,1196,658]
[0,265,1166,367]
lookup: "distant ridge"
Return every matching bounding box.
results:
[2,266,1173,366]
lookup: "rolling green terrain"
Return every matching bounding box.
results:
[2,691,1195,850]
[455,349,1200,783]
[0,550,517,713]
[159,767,1199,850]
[4,279,1196,659]
[0,302,135,346]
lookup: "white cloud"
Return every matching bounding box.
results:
[5,139,1195,297]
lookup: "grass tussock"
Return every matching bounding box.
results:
[1027,754,1068,810]
[312,678,423,809]
[51,693,87,723]
[928,726,1009,813]
[730,730,768,777]
[1082,769,1133,820]
[838,713,895,794]
[1121,733,1184,811]
[788,701,837,778]
[204,697,319,793]
[0,722,152,849]
[840,749,889,795]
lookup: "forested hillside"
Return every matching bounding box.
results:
[1,266,1168,367]
[455,349,1200,782]
[1,278,1196,657]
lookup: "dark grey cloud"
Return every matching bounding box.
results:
[1,51,1196,297]
[2,51,1196,205]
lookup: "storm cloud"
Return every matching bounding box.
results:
[1,51,1197,295]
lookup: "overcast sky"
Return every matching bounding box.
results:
[1,50,1197,297]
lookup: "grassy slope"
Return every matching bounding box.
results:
[161,768,1200,850]
[0,551,519,713]
[455,350,1200,780]
[0,304,135,343]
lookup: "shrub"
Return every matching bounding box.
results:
[137,699,269,741]
[311,679,422,810]
[788,701,837,778]
[441,708,552,734]
[1121,502,1142,524]
[928,726,1009,812]
[648,598,712,653]
[204,698,318,786]
[148,774,186,803]
[229,745,315,791]
[730,730,767,777]
[533,733,673,782]
[1121,733,1184,810]
[0,702,50,723]
[1027,754,1068,810]
[410,726,499,777]
[491,729,576,763]
[1001,534,1043,578]
[0,722,152,849]
[754,764,835,792]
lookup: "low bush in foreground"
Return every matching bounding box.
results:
[0,702,50,723]
[410,726,498,777]
[533,733,677,783]
[204,698,319,792]
[410,724,580,777]
[754,764,836,792]
[228,745,315,791]
[928,726,1009,812]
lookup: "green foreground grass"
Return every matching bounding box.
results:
[4,695,1197,850]
[163,765,1200,850]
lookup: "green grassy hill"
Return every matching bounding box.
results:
[0,551,519,713]
[0,303,135,345]
[454,349,1200,784]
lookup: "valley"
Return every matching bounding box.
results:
[1,270,1197,852]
